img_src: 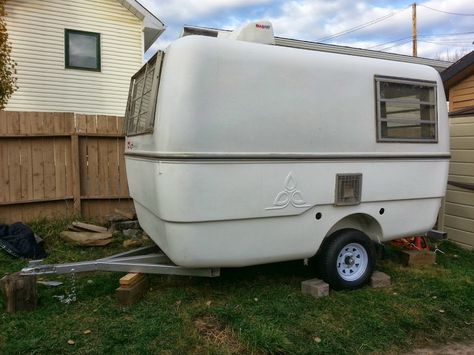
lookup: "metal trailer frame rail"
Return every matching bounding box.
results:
[20,246,221,277]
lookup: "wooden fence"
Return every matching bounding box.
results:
[0,111,133,223]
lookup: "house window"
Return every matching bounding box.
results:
[375,76,437,142]
[65,29,101,71]
[125,51,163,136]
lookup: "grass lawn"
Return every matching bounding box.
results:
[1,218,473,354]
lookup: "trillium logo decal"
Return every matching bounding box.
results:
[266,173,311,210]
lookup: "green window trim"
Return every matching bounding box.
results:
[65,29,101,72]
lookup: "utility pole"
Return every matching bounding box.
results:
[412,2,417,57]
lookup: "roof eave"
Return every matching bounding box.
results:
[441,51,474,95]
[117,0,165,52]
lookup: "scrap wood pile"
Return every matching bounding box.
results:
[61,209,148,248]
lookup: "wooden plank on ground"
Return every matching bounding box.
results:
[60,231,112,246]
[72,221,107,233]
[119,273,145,287]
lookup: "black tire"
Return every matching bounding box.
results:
[317,229,375,290]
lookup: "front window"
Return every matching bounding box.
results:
[124,51,163,136]
[375,76,437,142]
[65,29,101,71]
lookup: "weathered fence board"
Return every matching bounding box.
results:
[0,111,132,223]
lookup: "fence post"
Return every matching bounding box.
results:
[71,134,81,216]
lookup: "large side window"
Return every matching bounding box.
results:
[65,29,101,71]
[375,76,437,142]
[125,51,163,136]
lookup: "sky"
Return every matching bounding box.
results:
[139,0,474,62]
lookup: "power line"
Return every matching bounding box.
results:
[418,4,474,16]
[367,31,474,49]
[377,39,413,51]
[420,40,473,47]
[315,6,410,42]
[368,36,412,49]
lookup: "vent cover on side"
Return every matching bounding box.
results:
[335,174,362,206]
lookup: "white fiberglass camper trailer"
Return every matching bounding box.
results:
[123,22,449,289]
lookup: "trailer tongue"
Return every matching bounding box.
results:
[21,246,220,277]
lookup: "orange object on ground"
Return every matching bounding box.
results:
[390,236,430,251]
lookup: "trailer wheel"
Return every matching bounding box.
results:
[318,229,375,290]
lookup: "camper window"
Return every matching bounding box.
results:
[125,52,163,136]
[375,77,437,142]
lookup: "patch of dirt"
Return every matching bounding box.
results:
[406,341,474,355]
[194,315,247,354]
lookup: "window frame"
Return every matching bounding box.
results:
[124,51,164,136]
[65,29,101,72]
[375,75,438,143]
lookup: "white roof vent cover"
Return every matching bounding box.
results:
[219,21,275,45]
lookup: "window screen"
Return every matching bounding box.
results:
[124,52,163,136]
[375,76,437,142]
[65,29,101,71]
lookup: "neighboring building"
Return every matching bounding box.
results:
[439,51,474,249]
[4,0,164,116]
[182,25,452,73]
[442,51,474,111]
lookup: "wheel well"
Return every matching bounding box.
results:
[324,213,383,243]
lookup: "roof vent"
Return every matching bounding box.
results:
[218,21,275,45]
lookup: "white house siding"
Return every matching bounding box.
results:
[5,0,143,116]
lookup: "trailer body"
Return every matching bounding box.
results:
[123,23,449,273]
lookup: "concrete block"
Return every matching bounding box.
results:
[370,271,391,288]
[399,250,436,267]
[116,275,149,306]
[301,278,329,298]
